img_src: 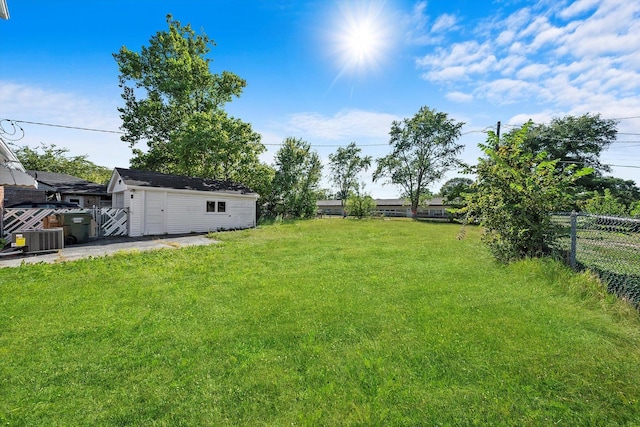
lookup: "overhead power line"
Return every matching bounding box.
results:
[5,117,640,150]
[2,118,493,148]
[11,119,125,135]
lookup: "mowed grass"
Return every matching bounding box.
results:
[1,219,640,426]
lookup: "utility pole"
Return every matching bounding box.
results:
[495,121,501,148]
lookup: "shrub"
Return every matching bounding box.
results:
[463,122,592,263]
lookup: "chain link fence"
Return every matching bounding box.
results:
[551,212,640,308]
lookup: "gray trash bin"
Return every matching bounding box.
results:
[60,213,92,245]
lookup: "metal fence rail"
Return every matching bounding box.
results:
[552,212,640,308]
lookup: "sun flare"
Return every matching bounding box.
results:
[330,2,391,77]
[344,20,377,62]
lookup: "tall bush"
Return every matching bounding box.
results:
[346,184,376,219]
[463,122,592,263]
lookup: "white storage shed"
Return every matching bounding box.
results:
[108,168,258,237]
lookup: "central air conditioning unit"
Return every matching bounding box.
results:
[11,228,64,254]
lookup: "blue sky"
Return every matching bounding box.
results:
[1,0,639,198]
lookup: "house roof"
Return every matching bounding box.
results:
[26,170,107,195]
[112,168,256,195]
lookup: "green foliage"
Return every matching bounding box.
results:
[373,106,464,217]
[328,142,372,206]
[518,113,620,209]
[267,137,323,219]
[345,183,376,219]
[588,176,640,211]
[630,201,640,218]
[114,15,269,195]
[521,113,617,175]
[439,177,474,220]
[464,122,593,263]
[13,143,112,184]
[172,111,272,196]
[583,189,628,216]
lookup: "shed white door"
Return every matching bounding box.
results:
[144,191,166,235]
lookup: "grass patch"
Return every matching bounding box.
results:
[1,219,639,425]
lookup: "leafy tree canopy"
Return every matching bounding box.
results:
[439,177,474,221]
[12,143,112,184]
[267,137,323,219]
[519,113,617,175]
[328,142,372,206]
[373,106,464,217]
[439,177,474,203]
[114,15,268,195]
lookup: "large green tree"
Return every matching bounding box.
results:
[13,143,112,184]
[113,15,268,194]
[463,122,592,263]
[267,138,323,219]
[373,106,464,217]
[328,142,372,206]
[439,177,474,221]
[517,113,618,198]
[521,113,617,174]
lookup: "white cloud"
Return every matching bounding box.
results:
[520,16,550,39]
[558,0,600,19]
[445,91,473,103]
[277,109,399,142]
[403,2,459,45]
[431,13,457,33]
[480,79,544,105]
[530,24,563,50]
[404,1,431,44]
[0,81,121,130]
[1,81,129,169]
[414,0,640,121]
[496,30,515,46]
[417,41,497,81]
[556,1,640,58]
[516,63,550,79]
[422,66,469,82]
[508,110,557,127]
[497,55,527,76]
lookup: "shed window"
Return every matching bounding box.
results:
[206,200,227,213]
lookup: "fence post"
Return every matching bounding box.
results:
[569,211,577,270]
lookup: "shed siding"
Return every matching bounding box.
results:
[166,193,255,234]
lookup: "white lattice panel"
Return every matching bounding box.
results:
[2,208,128,239]
[98,208,129,237]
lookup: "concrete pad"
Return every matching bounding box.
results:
[0,234,218,268]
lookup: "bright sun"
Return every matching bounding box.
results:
[344,20,378,63]
[330,2,391,78]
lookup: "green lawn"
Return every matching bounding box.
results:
[1,219,639,426]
